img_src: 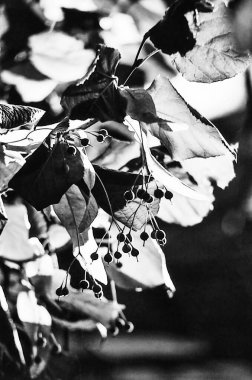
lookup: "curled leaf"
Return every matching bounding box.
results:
[61,44,126,122]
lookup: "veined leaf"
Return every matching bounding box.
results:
[146,75,235,161]
[170,3,251,82]
[9,141,85,210]
[0,103,45,130]
[61,44,126,122]
[92,165,160,230]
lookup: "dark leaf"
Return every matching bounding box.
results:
[92,165,160,230]
[146,75,235,160]
[170,2,251,82]
[9,141,85,210]
[0,103,45,130]
[61,44,127,122]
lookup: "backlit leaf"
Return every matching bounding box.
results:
[170,2,251,82]
[146,75,235,161]
[0,145,25,192]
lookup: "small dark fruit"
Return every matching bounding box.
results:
[55,286,63,297]
[99,129,108,137]
[66,145,77,155]
[114,251,122,260]
[140,231,149,241]
[124,321,134,333]
[93,283,102,293]
[97,134,105,143]
[146,195,154,204]
[104,253,113,263]
[124,190,135,201]
[122,244,132,253]
[95,291,103,299]
[136,188,146,199]
[81,138,90,147]
[116,262,123,269]
[117,232,125,242]
[165,190,173,200]
[151,230,157,239]
[154,188,164,199]
[61,286,69,296]
[131,248,139,257]
[156,229,166,240]
[80,279,90,290]
[91,252,99,261]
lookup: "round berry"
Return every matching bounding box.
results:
[146,195,154,204]
[165,190,173,200]
[156,229,166,240]
[114,251,122,260]
[140,231,149,241]
[124,190,135,201]
[131,248,139,257]
[95,291,103,299]
[104,253,113,263]
[125,321,134,333]
[116,262,123,269]
[122,244,132,253]
[154,188,164,199]
[55,286,63,297]
[52,343,62,355]
[159,238,167,246]
[97,134,105,143]
[99,128,108,137]
[67,145,77,155]
[143,192,151,202]
[115,317,125,328]
[117,232,125,242]
[81,138,90,147]
[93,283,102,293]
[80,279,90,290]
[91,252,99,261]
[136,188,146,199]
[37,335,47,348]
[61,286,69,296]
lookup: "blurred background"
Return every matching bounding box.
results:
[1,0,252,379]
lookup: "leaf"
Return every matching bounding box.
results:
[146,75,235,161]
[61,44,126,122]
[9,141,85,210]
[0,103,45,130]
[92,165,160,230]
[53,183,98,248]
[106,224,175,293]
[170,2,251,82]
[0,145,25,192]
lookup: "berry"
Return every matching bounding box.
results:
[114,251,122,260]
[165,190,173,200]
[81,138,90,147]
[124,321,134,333]
[156,230,166,240]
[95,291,103,299]
[37,335,47,348]
[93,283,102,293]
[131,248,139,257]
[104,253,113,263]
[91,252,99,261]
[55,286,63,297]
[117,232,125,242]
[67,145,77,155]
[110,326,119,336]
[99,129,108,137]
[142,192,151,202]
[151,230,157,239]
[34,356,42,364]
[154,188,164,199]
[124,190,135,201]
[80,279,90,290]
[136,188,146,199]
[140,231,149,241]
[61,286,69,296]
[52,343,62,355]
[115,318,126,328]
[159,238,167,246]
[146,195,154,203]
[122,244,132,253]
[116,262,123,269]
[126,233,132,242]
[97,134,105,143]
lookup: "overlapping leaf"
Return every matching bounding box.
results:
[61,44,126,122]
[0,103,45,131]
[92,165,160,230]
[145,75,235,161]
[170,2,251,82]
[9,140,85,210]
[0,145,25,192]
